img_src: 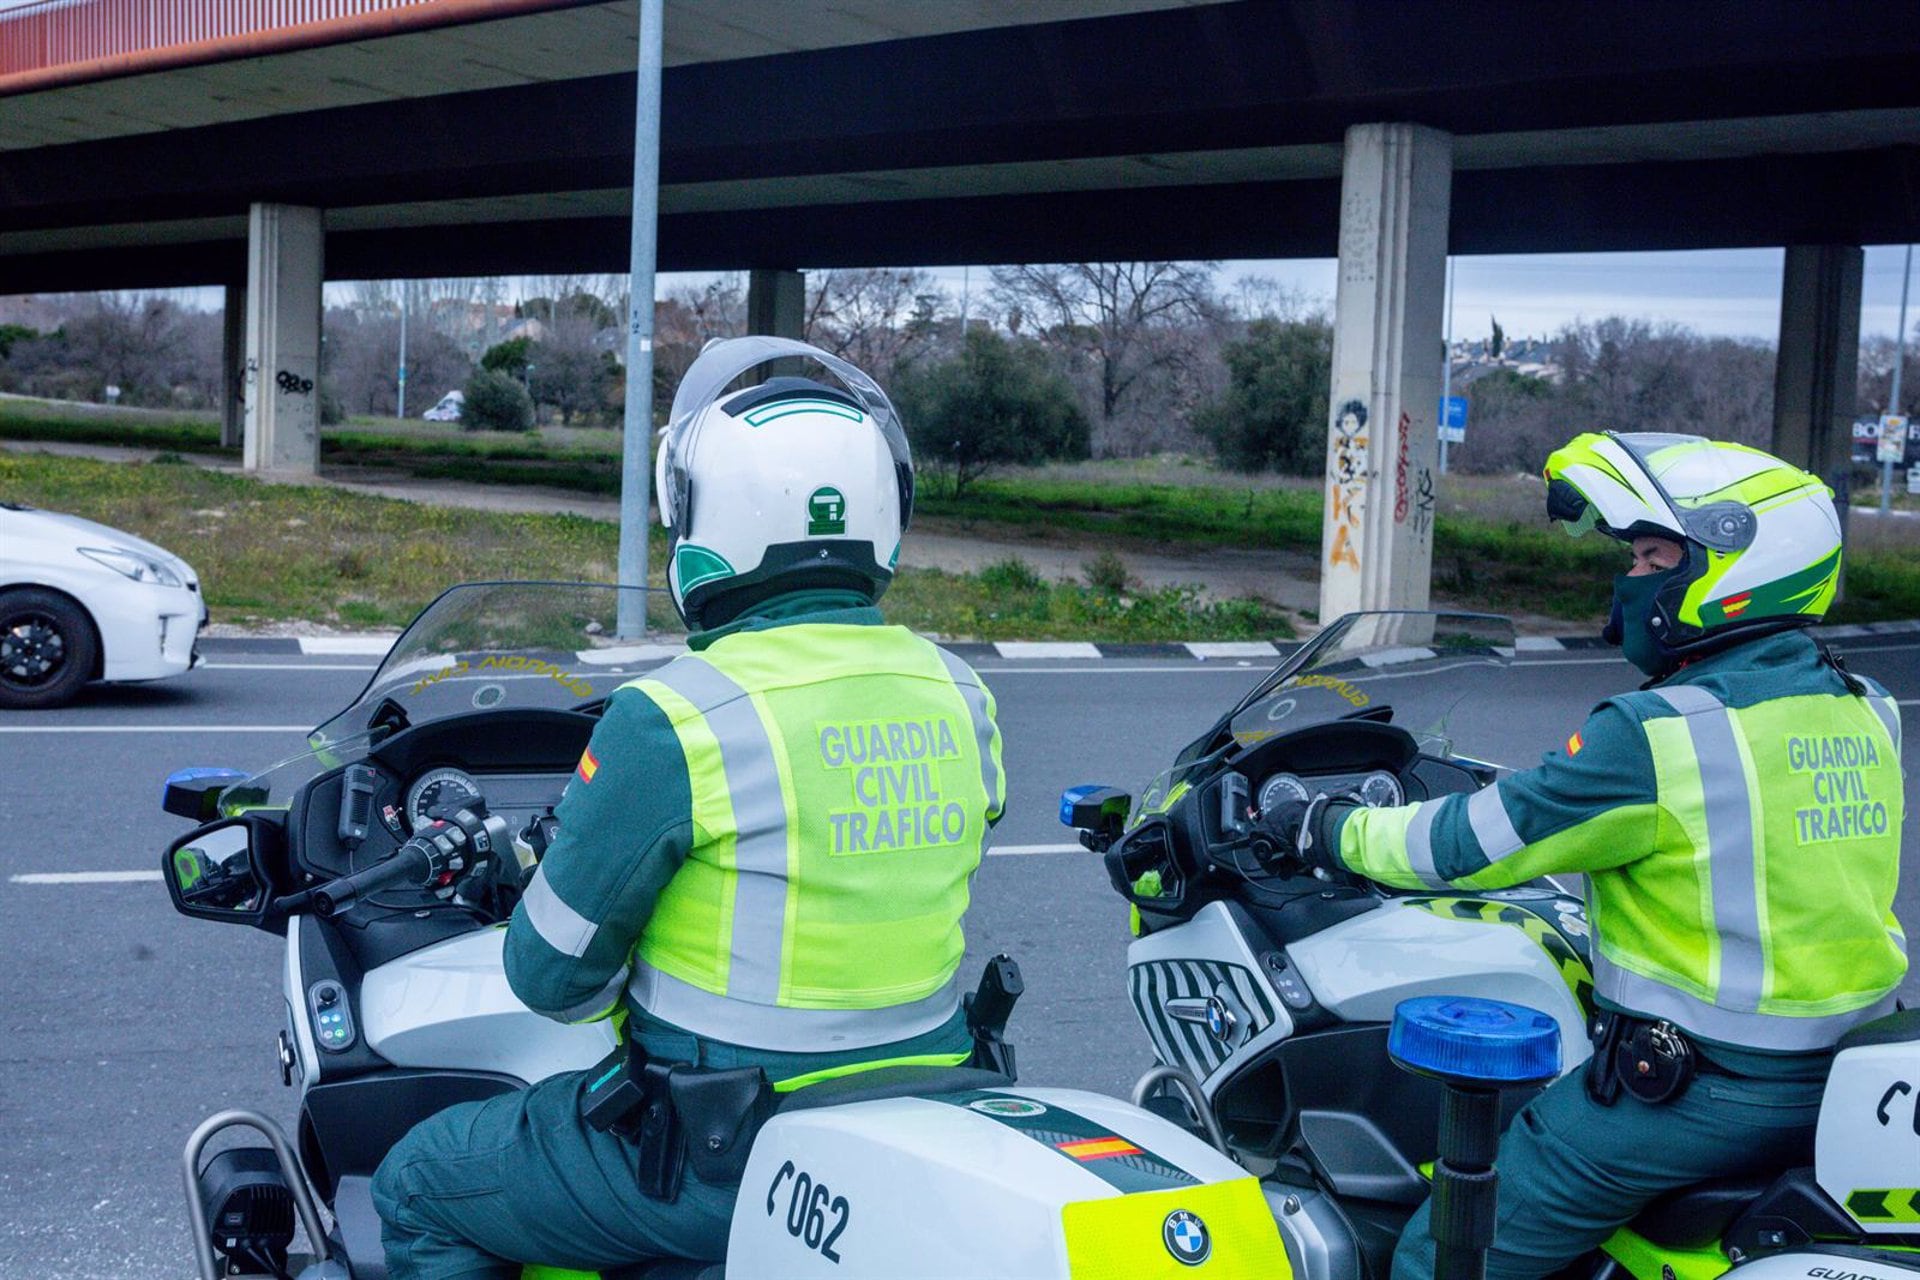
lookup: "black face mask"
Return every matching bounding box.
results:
[1606,566,1682,678]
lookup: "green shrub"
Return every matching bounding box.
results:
[1194,316,1334,474]
[461,369,534,433]
[977,557,1046,595]
[1082,550,1131,595]
[894,330,1089,497]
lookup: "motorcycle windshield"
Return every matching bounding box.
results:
[221,582,674,813]
[1172,611,1517,778]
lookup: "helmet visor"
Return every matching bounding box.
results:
[1542,433,1685,542]
[658,336,913,530]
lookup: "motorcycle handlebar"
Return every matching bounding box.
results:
[309,841,434,917]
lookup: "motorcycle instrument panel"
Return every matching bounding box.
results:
[1257,769,1404,812]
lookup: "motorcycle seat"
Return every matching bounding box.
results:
[1629,1171,1776,1249]
[777,1064,1016,1113]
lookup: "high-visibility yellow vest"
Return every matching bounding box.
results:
[620,622,1004,1052]
[1591,682,1905,1051]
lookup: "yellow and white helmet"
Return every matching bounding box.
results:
[655,336,912,627]
[1543,432,1841,654]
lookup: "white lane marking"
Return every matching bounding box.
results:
[1185,641,1279,658]
[202,662,379,671]
[0,724,309,733]
[993,641,1103,659]
[11,870,162,884]
[300,637,398,655]
[20,850,1081,886]
[983,665,1265,674]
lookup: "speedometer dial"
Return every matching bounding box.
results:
[406,766,482,829]
[1357,770,1404,808]
[1258,772,1311,813]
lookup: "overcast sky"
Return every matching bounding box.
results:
[16,246,1920,346]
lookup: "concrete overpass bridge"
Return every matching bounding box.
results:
[4,0,1917,617]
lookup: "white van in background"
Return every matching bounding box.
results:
[422,390,464,422]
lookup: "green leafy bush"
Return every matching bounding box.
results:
[461,369,535,433]
[1194,316,1334,474]
[894,330,1089,496]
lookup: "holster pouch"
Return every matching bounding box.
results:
[668,1065,775,1185]
[578,1046,685,1202]
[1584,1012,1625,1107]
[1613,1017,1696,1105]
[633,1061,686,1202]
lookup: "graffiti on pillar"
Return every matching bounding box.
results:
[1393,412,1412,524]
[1328,400,1370,572]
[276,370,315,395]
[1414,467,1435,539]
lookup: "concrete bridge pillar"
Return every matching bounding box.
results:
[221,281,244,450]
[747,268,805,339]
[1319,123,1452,623]
[243,203,323,474]
[1771,244,1862,542]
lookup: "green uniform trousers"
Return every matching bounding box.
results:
[373,1067,736,1280]
[372,1011,973,1280]
[1390,1064,1826,1280]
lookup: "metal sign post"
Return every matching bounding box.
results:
[617,0,664,638]
[1885,244,1913,515]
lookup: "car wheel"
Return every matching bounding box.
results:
[0,587,100,710]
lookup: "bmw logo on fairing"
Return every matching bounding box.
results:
[1163,1210,1211,1266]
[1204,996,1236,1042]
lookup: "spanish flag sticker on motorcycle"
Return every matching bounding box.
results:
[1057,1136,1144,1161]
[576,747,599,784]
[1566,732,1583,757]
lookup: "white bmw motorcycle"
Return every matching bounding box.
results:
[1063,610,1920,1280]
[163,588,1917,1280]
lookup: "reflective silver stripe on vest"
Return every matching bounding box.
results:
[555,964,630,1024]
[1651,684,1765,1013]
[522,865,597,958]
[1402,801,1450,889]
[647,656,791,1006]
[936,647,1002,819]
[1866,694,1903,760]
[627,960,961,1052]
[1467,784,1524,863]
[1592,952,1899,1052]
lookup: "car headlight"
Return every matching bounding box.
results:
[78,546,185,588]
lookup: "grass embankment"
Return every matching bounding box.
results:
[7,399,1920,625]
[0,451,1289,641]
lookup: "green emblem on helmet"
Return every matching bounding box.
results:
[807,487,847,536]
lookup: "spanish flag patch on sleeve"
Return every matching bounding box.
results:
[576,747,600,784]
[1565,732,1584,757]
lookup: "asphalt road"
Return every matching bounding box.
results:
[4,640,1919,1278]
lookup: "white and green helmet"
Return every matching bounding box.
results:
[654,336,912,626]
[1543,432,1842,652]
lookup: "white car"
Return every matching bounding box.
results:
[422,390,464,422]
[0,503,206,708]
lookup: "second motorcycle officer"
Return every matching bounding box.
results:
[374,339,1006,1279]
[1274,433,1907,1280]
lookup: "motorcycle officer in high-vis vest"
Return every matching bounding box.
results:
[1269,432,1906,1280]
[373,338,1006,1279]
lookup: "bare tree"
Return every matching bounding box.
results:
[802,268,948,376]
[988,261,1222,456]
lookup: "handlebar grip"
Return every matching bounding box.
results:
[311,843,433,917]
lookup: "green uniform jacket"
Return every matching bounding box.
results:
[501,595,1005,1082]
[1334,631,1907,1061]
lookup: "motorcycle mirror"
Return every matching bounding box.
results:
[162,767,251,821]
[162,816,286,934]
[1059,784,1130,839]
